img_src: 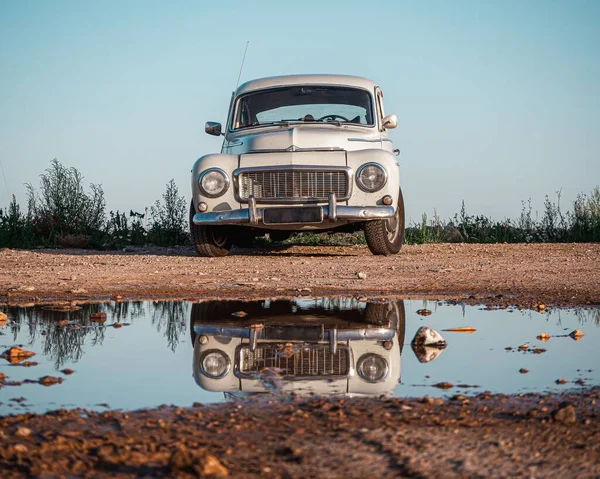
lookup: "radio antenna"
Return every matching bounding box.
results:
[235,41,250,90]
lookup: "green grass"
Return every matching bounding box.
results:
[1,160,599,249]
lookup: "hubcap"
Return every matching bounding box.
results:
[211,229,227,247]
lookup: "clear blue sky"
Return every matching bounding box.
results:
[1,0,598,223]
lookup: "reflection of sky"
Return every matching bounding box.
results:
[399,300,599,398]
[0,300,598,415]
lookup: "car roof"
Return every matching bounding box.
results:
[235,74,378,96]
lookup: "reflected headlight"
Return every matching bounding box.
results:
[357,353,389,382]
[356,163,387,192]
[199,168,230,198]
[200,350,231,378]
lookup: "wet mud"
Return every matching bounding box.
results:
[0,389,598,478]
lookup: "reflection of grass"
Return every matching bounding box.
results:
[150,301,188,352]
[2,301,171,369]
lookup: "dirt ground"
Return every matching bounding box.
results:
[1,243,599,478]
[0,389,598,478]
[1,243,599,307]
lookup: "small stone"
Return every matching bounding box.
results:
[0,372,5,381]
[555,378,567,385]
[569,329,585,341]
[61,369,75,375]
[90,312,107,323]
[20,361,38,367]
[356,271,367,279]
[518,343,529,350]
[552,403,576,425]
[432,382,454,389]
[0,311,7,324]
[15,427,31,437]
[13,444,28,453]
[537,332,550,342]
[169,446,228,477]
[519,368,529,374]
[2,347,35,360]
[416,309,432,316]
[412,327,446,348]
[39,376,63,386]
[70,288,88,294]
[113,322,123,328]
[422,396,444,406]
[231,311,248,318]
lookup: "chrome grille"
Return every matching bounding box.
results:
[236,168,351,202]
[239,344,350,377]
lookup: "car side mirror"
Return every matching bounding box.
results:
[205,121,223,136]
[381,114,397,130]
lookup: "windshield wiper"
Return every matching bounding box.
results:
[279,118,343,126]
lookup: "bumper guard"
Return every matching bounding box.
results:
[193,193,395,225]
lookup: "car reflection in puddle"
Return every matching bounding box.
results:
[190,298,415,399]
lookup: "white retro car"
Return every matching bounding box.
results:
[190,298,406,398]
[190,74,405,256]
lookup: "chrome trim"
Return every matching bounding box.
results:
[228,84,376,133]
[192,325,396,342]
[347,137,393,143]
[356,162,388,193]
[233,165,353,204]
[356,353,389,383]
[328,193,337,222]
[243,146,344,153]
[198,168,231,198]
[192,205,395,225]
[199,349,231,379]
[234,343,355,381]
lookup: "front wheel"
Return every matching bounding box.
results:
[189,201,232,257]
[363,189,405,255]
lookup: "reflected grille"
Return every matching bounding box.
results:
[239,344,350,377]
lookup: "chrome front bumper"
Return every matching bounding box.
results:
[193,193,395,226]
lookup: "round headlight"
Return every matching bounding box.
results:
[356,163,387,192]
[199,168,230,198]
[200,350,230,378]
[357,353,389,383]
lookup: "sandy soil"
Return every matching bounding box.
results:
[0,389,598,478]
[1,243,599,478]
[1,243,599,307]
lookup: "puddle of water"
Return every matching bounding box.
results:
[0,299,598,415]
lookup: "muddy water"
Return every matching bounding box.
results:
[0,299,598,415]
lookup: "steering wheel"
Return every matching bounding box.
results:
[318,114,350,122]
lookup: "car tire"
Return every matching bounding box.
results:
[363,188,405,255]
[189,200,232,257]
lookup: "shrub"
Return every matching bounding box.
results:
[0,195,35,248]
[103,210,148,249]
[148,179,187,246]
[26,159,105,244]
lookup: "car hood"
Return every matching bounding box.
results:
[229,125,379,156]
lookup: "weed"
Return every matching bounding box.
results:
[148,179,188,246]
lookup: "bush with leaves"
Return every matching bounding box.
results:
[0,195,35,248]
[148,179,187,246]
[26,159,105,244]
[103,210,148,249]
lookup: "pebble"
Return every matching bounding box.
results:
[15,427,31,437]
[552,403,576,425]
[356,271,367,279]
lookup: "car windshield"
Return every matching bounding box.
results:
[232,86,374,129]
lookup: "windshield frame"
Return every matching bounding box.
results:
[228,85,376,133]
